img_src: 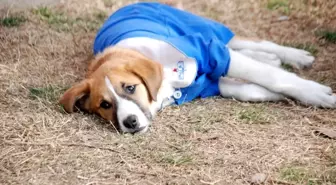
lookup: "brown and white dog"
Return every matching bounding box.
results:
[59,2,336,134]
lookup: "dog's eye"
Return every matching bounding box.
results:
[100,100,112,109]
[124,85,136,94]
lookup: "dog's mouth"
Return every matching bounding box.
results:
[109,118,149,134]
[127,126,148,134]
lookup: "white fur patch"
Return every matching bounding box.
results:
[105,77,150,133]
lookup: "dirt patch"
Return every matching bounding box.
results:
[1,0,336,185]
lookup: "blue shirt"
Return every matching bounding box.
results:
[94,2,234,105]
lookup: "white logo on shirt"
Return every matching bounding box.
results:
[173,61,185,80]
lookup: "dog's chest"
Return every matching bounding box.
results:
[116,37,198,89]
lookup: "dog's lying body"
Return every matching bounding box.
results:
[60,2,336,134]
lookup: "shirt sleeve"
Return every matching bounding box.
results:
[164,33,232,104]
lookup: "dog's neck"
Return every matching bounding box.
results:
[148,76,175,117]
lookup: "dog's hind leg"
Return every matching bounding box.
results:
[228,36,315,69]
[235,49,281,67]
[219,77,284,102]
[226,49,336,108]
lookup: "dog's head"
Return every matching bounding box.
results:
[59,47,163,133]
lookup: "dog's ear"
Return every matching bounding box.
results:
[127,59,163,102]
[59,80,91,113]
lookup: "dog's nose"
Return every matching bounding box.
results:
[123,115,139,129]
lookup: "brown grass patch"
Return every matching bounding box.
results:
[1,0,336,184]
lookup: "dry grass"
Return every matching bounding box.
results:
[1,0,336,184]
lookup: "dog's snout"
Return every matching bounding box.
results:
[123,115,139,129]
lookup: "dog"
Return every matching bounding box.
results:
[59,2,336,134]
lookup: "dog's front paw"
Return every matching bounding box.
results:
[296,81,335,108]
[261,41,315,69]
[279,47,315,69]
[301,92,336,108]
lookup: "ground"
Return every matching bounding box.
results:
[0,0,336,184]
